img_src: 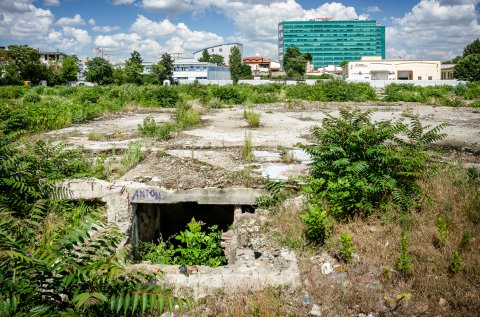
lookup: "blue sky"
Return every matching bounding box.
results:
[1,0,479,63]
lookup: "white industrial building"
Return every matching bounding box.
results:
[173,59,230,81]
[193,43,243,65]
[346,56,441,81]
[39,51,65,64]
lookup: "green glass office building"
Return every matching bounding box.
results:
[278,19,385,68]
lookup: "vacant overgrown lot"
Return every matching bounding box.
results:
[1,82,479,316]
[1,81,479,135]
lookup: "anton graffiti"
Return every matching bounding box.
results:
[131,189,162,201]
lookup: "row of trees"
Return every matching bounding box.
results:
[0,45,78,85]
[84,51,174,85]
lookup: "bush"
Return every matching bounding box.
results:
[139,218,226,267]
[138,116,173,140]
[299,109,447,219]
[173,104,200,129]
[0,86,28,100]
[338,232,355,262]
[211,85,247,104]
[300,205,332,244]
[243,107,261,127]
[22,93,41,103]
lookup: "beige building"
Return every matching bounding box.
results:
[346,56,441,81]
[441,64,455,80]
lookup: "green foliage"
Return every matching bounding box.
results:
[384,83,465,105]
[209,54,225,66]
[62,55,79,82]
[139,218,226,267]
[397,228,413,274]
[243,106,261,127]
[300,205,333,245]
[463,38,480,56]
[211,85,247,104]
[138,116,173,140]
[119,142,144,175]
[435,216,448,247]
[175,218,226,267]
[453,54,480,82]
[338,232,355,262]
[460,230,471,248]
[85,57,114,85]
[255,180,295,209]
[154,53,174,84]
[299,109,446,220]
[124,50,144,84]
[241,131,254,162]
[198,49,210,62]
[286,81,376,102]
[449,250,462,274]
[4,45,44,84]
[22,93,40,103]
[173,103,200,129]
[283,46,310,78]
[229,46,243,84]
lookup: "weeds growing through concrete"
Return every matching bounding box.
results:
[241,131,254,162]
[119,142,144,175]
[243,105,261,128]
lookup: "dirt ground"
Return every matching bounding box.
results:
[46,102,480,188]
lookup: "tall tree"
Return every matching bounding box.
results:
[6,45,44,84]
[283,46,309,78]
[124,50,144,84]
[84,57,113,85]
[453,38,480,81]
[453,54,480,81]
[463,38,480,56]
[159,53,174,83]
[229,46,242,84]
[209,54,225,66]
[198,49,210,62]
[62,55,79,82]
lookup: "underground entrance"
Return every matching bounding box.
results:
[132,202,254,265]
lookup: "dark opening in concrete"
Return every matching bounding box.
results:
[134,202,244,243]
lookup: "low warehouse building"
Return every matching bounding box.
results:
[173,59,230,81]
[346,56,441,81]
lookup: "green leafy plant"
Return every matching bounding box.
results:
[338,232,355,262]
[243,106,261,128]
[299,205,333,245]
[434,216,449,247]
[449,250,462,274]
[119,141,144,175]
[241,131,254,162]
[397,228,413,275]
[173,103,200,129]
[299,109,446,219]
[138,116,174,140]
[139,218,226,267]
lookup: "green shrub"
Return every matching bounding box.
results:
[397,229,413,274]
[470,100,480,108]
[211,85,247,104]
[464,82,480,99]
[138,116,173,140]
[338,232,355,262]
[300,205,333,244]
[243,107,261,127]
[435,216,448,247]
[299,109,446,219]
[449,250,462,274]
[0,86,27,99]
[139,218,226,267]
[248,92,279,104]
[22,93,41,103]
[173,104,200,129]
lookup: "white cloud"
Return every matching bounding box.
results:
[44,0,60,6]
[56,14,85,27]
[93,25,121,32]
[0,3,54,40]
[387,0,480,60]
[367,6,381,13]
[131,15,177,37]
[88,18,95,25]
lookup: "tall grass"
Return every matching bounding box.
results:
[119,142,144,175]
